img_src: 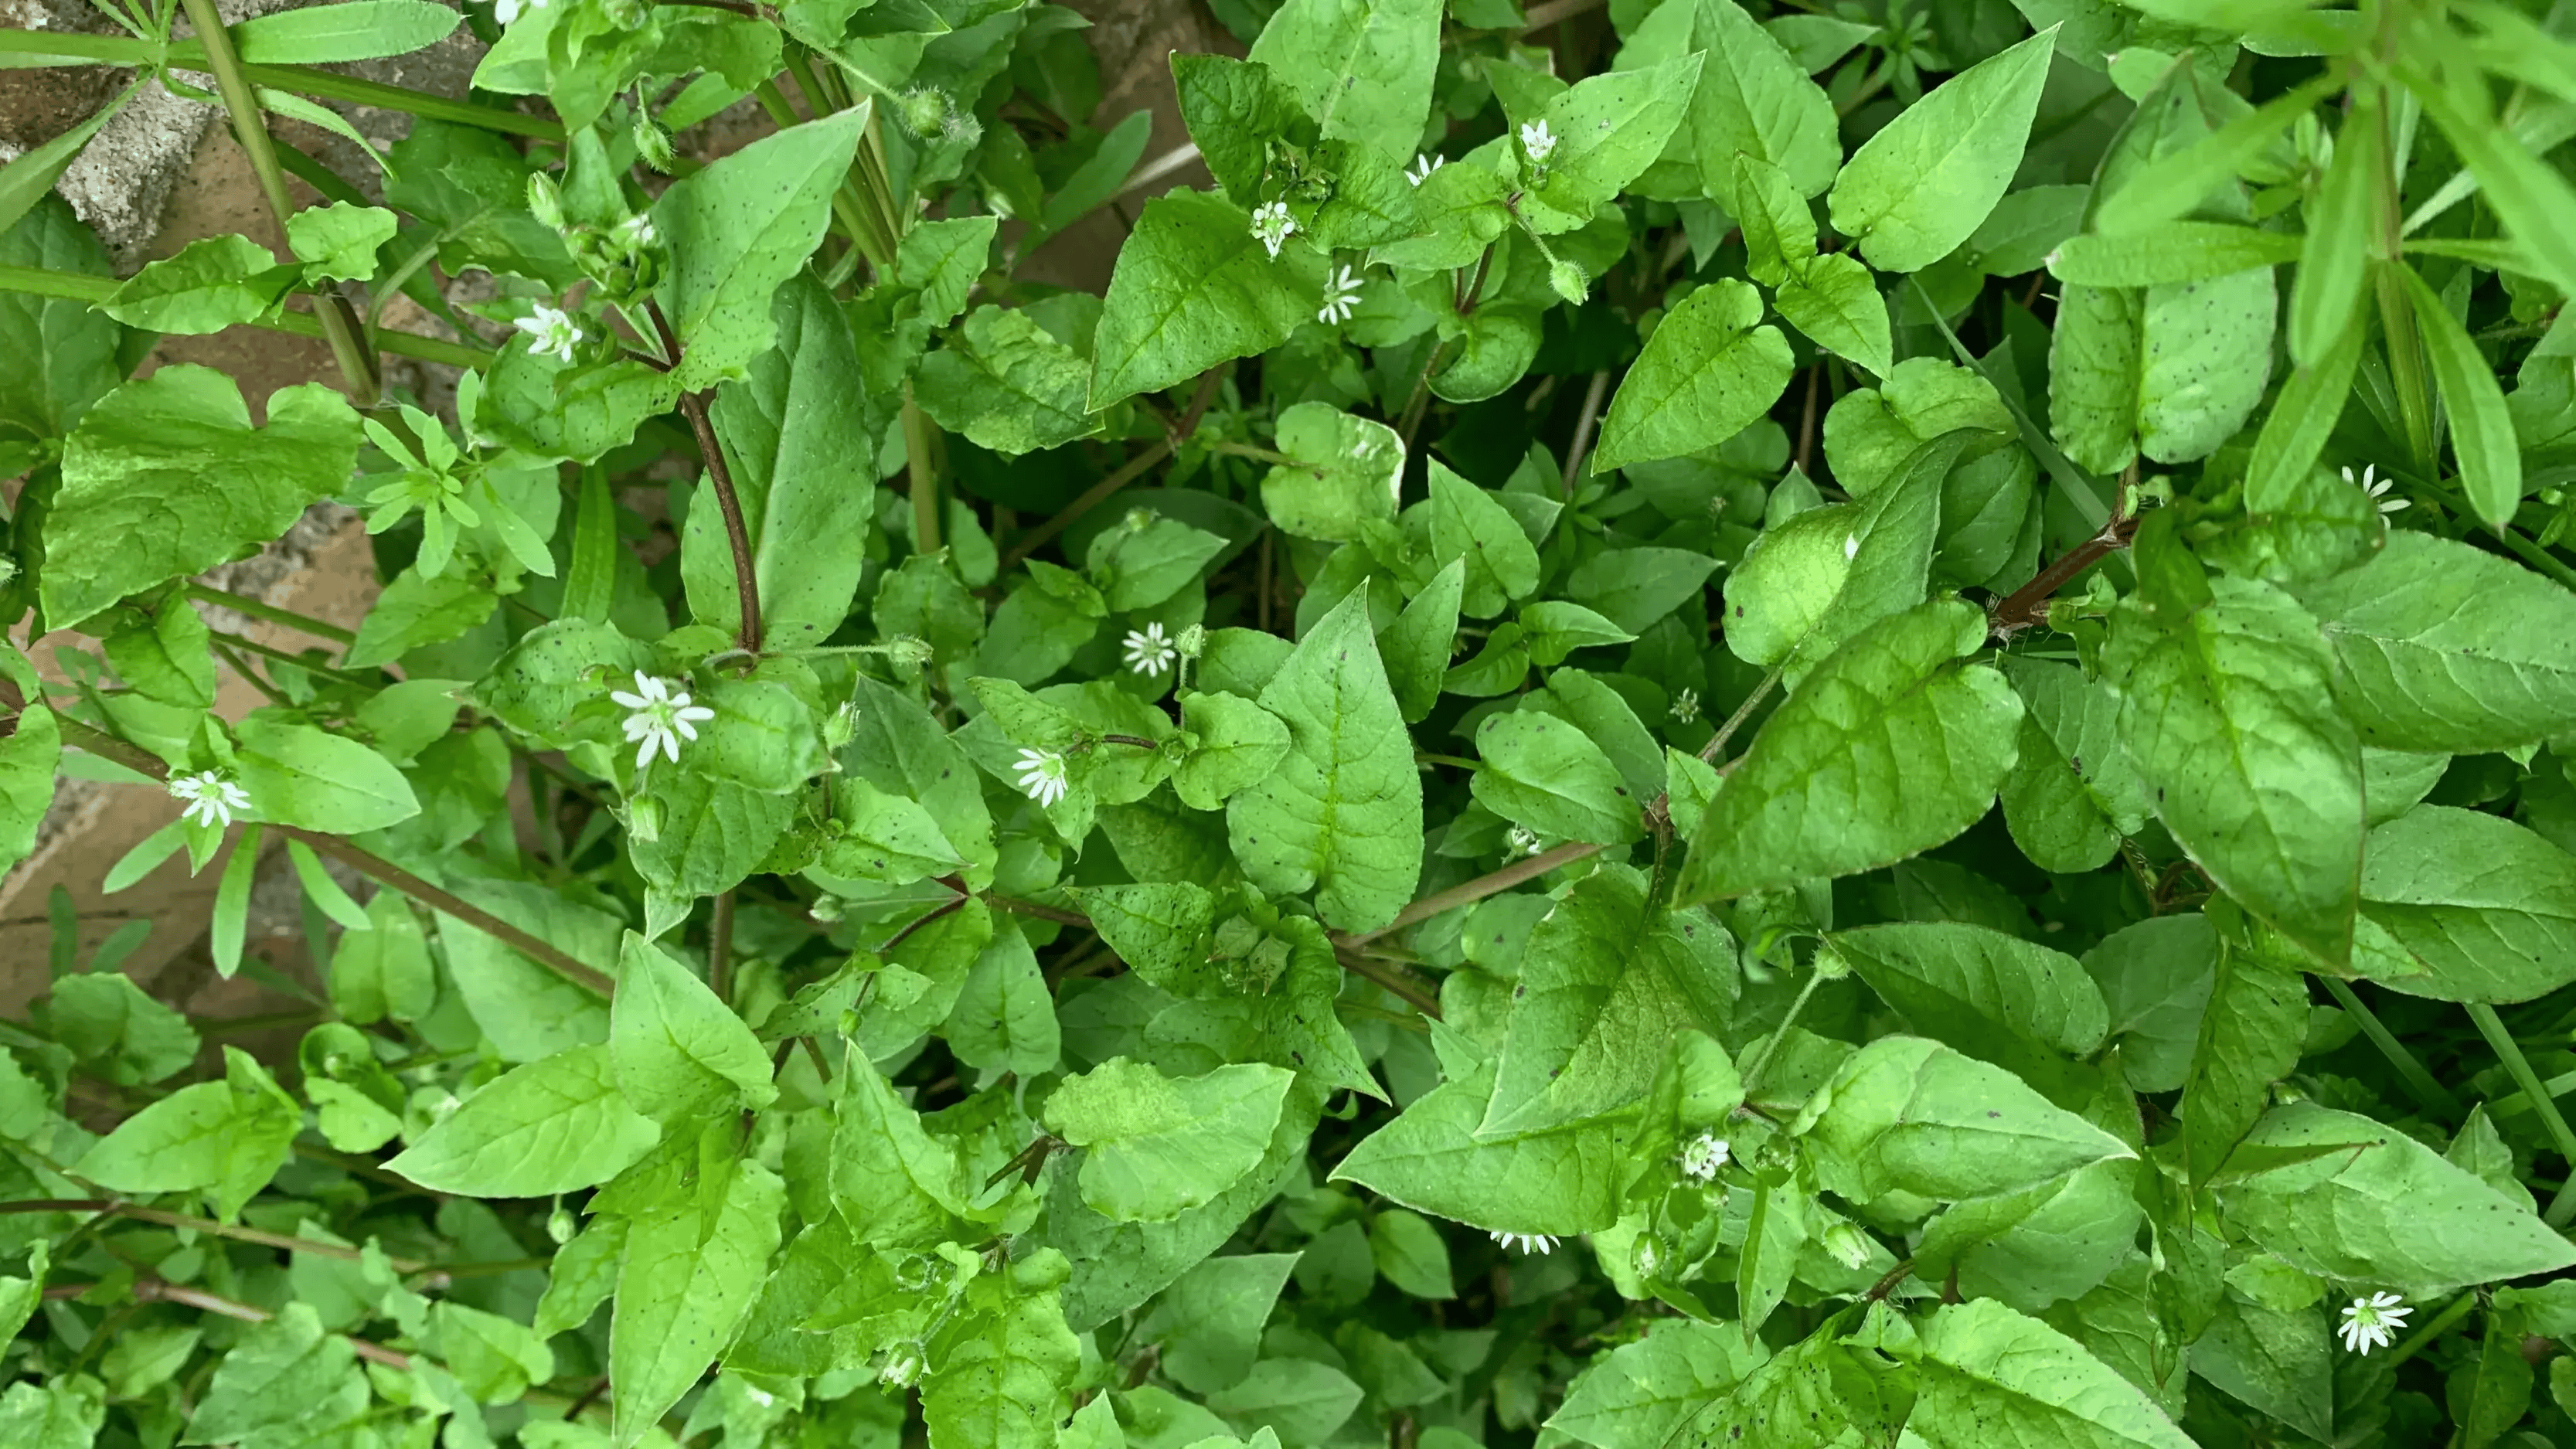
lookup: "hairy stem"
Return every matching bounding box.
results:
[675,386,764,654]
[183,582,357,644]
[0,264,487,369]
[1698,667,1781,764]
[176,0,377,404]
[904,386,942,553]
[1342,841,1607,947]
[43,713,617,996]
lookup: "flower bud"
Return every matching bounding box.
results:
[880,1345,926,1389]
[633,115,675,174]
[546,1199,577,1246]
[898,86,951,138]
[1548,258,1589,307]
[1822,1221,1873,1271]
[1810,940,1851,980]
[526,172,565,232]
[880,635,936,671]
[1175,624,1206,659]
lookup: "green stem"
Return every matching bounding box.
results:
[1699,666,1780,764]
[0,1199,427,1271]
[2383,1290,2476,1368]
[210,629,371,686]
[904,386,941,553]
[2316,976,2462,1119]
[1210,441,1310,470]
[174,0,376,403]
[1913,277,2113,530]
[2467,1002,2576,1226]
[0,264,487,369]
[1739,958,1830,1097]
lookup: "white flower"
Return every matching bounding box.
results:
[1678,1133,1730,1182]
[2339,1291,2411,1354]
[1506,825,1542,857]
[2343,463,2409,514]
[1407,152,1446,186]
[512,303,581,363]
[1669,687,1700,724]
[1519,120,1557,165]
[614,213,658,247]
[1012,748,1070,808]
[493,0,546,24]
[1318,265,1365,325]
[1122,623,1179,678]
[610,670,714,769]
[1491,1231,1558,1255]
[1250,201,1298,260]
[168,770,250,829]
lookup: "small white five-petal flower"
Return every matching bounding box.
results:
[2338,1291,2411,1355]
[168,771,251,829]
[614,213,658,247]
[1317,265,1365,325]
[513,303,581,363]
[1669,687,1700,724]
[1519,119,1557,165]
[1678,1133,1730,1183]
[1407,152,1446,186]
[1506,825,1542,857]
[1012,748,1070,808]
[1491,1231,1558,1255]
[2342,463,2410,514]
[1123,622,1179,678]
[611,670,714,769]
[1250,201,1298,259]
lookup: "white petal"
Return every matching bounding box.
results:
[635,737,657,770]
[676,706,715,724]
[610,691,648,709]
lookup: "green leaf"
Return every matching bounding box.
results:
[2294,531,2576,753]
[2289,90,2382,368]
[2189,1295,2333,1443]
[651,108,866,390]
[44,367,362,628]
[187,1303,364,1447]
[611,931,778,1120]
[1471,709,1642,845]
[1775,252,1894,379]
[386,1044,661,1196]
[1564,546,1720,636]
[2408,63,2576,304]
[1367,1209,1454,1299]
[1045,1057,1296,1222]
[1827,28,2059,273]
[233,713,420,834]
[695,274,878,650]
[2082,914,2217,1094]
[1380,560,1464,726]
[2351,805,2576,1002]
[1333,1049,1632,1235]
[916,304,1103,457]
[1091,190,1316,410]
[1680,600,2022,902]
[1519,600,1637,667]
[1997,656,2149,873]
[1227,585,1423,934]
[946,920,1060,1080]
[2218,1101,2576,1295]
[232,0,460,62]
[1792,1036,2135,1202]
[924,1252,1084,1449]
[1591,279,1795,472]
[1911,1298,2196,1448]
[1832,921,2108,1080]
[285,200,396,282]
[1261,403,1404,542]
[73,1046,298,1220]
[433,1301,556,1404]
[1482,865,1736,1134]
[613,1158,786,1447]
[2177,945,2305,1183]
[1173,54,1312,206]
[1549,1318,1767,1449]
[1737,152,1820,288]
[2105,579,2362,965]
[2047,283,2145,475]
[1690,0,1841,214]
[1137,1253,1300,1393]
[2244,303,2363,512]
[0,198,127,444]
[434,879,616,1063]
[98,234,293,333]
[1173,691,1295,811]
[50,971,199,1085]
[1429,461,1541,617]
[2398,262,2522,529]
[0,92,133,243]
[1519,56,1706,234]
[1245,0,1441,156]
[2047,223,2302,285]
[343,565,499,668]
[1207,1360,1364,1446]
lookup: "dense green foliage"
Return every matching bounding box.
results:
[15,0,2576,1443]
